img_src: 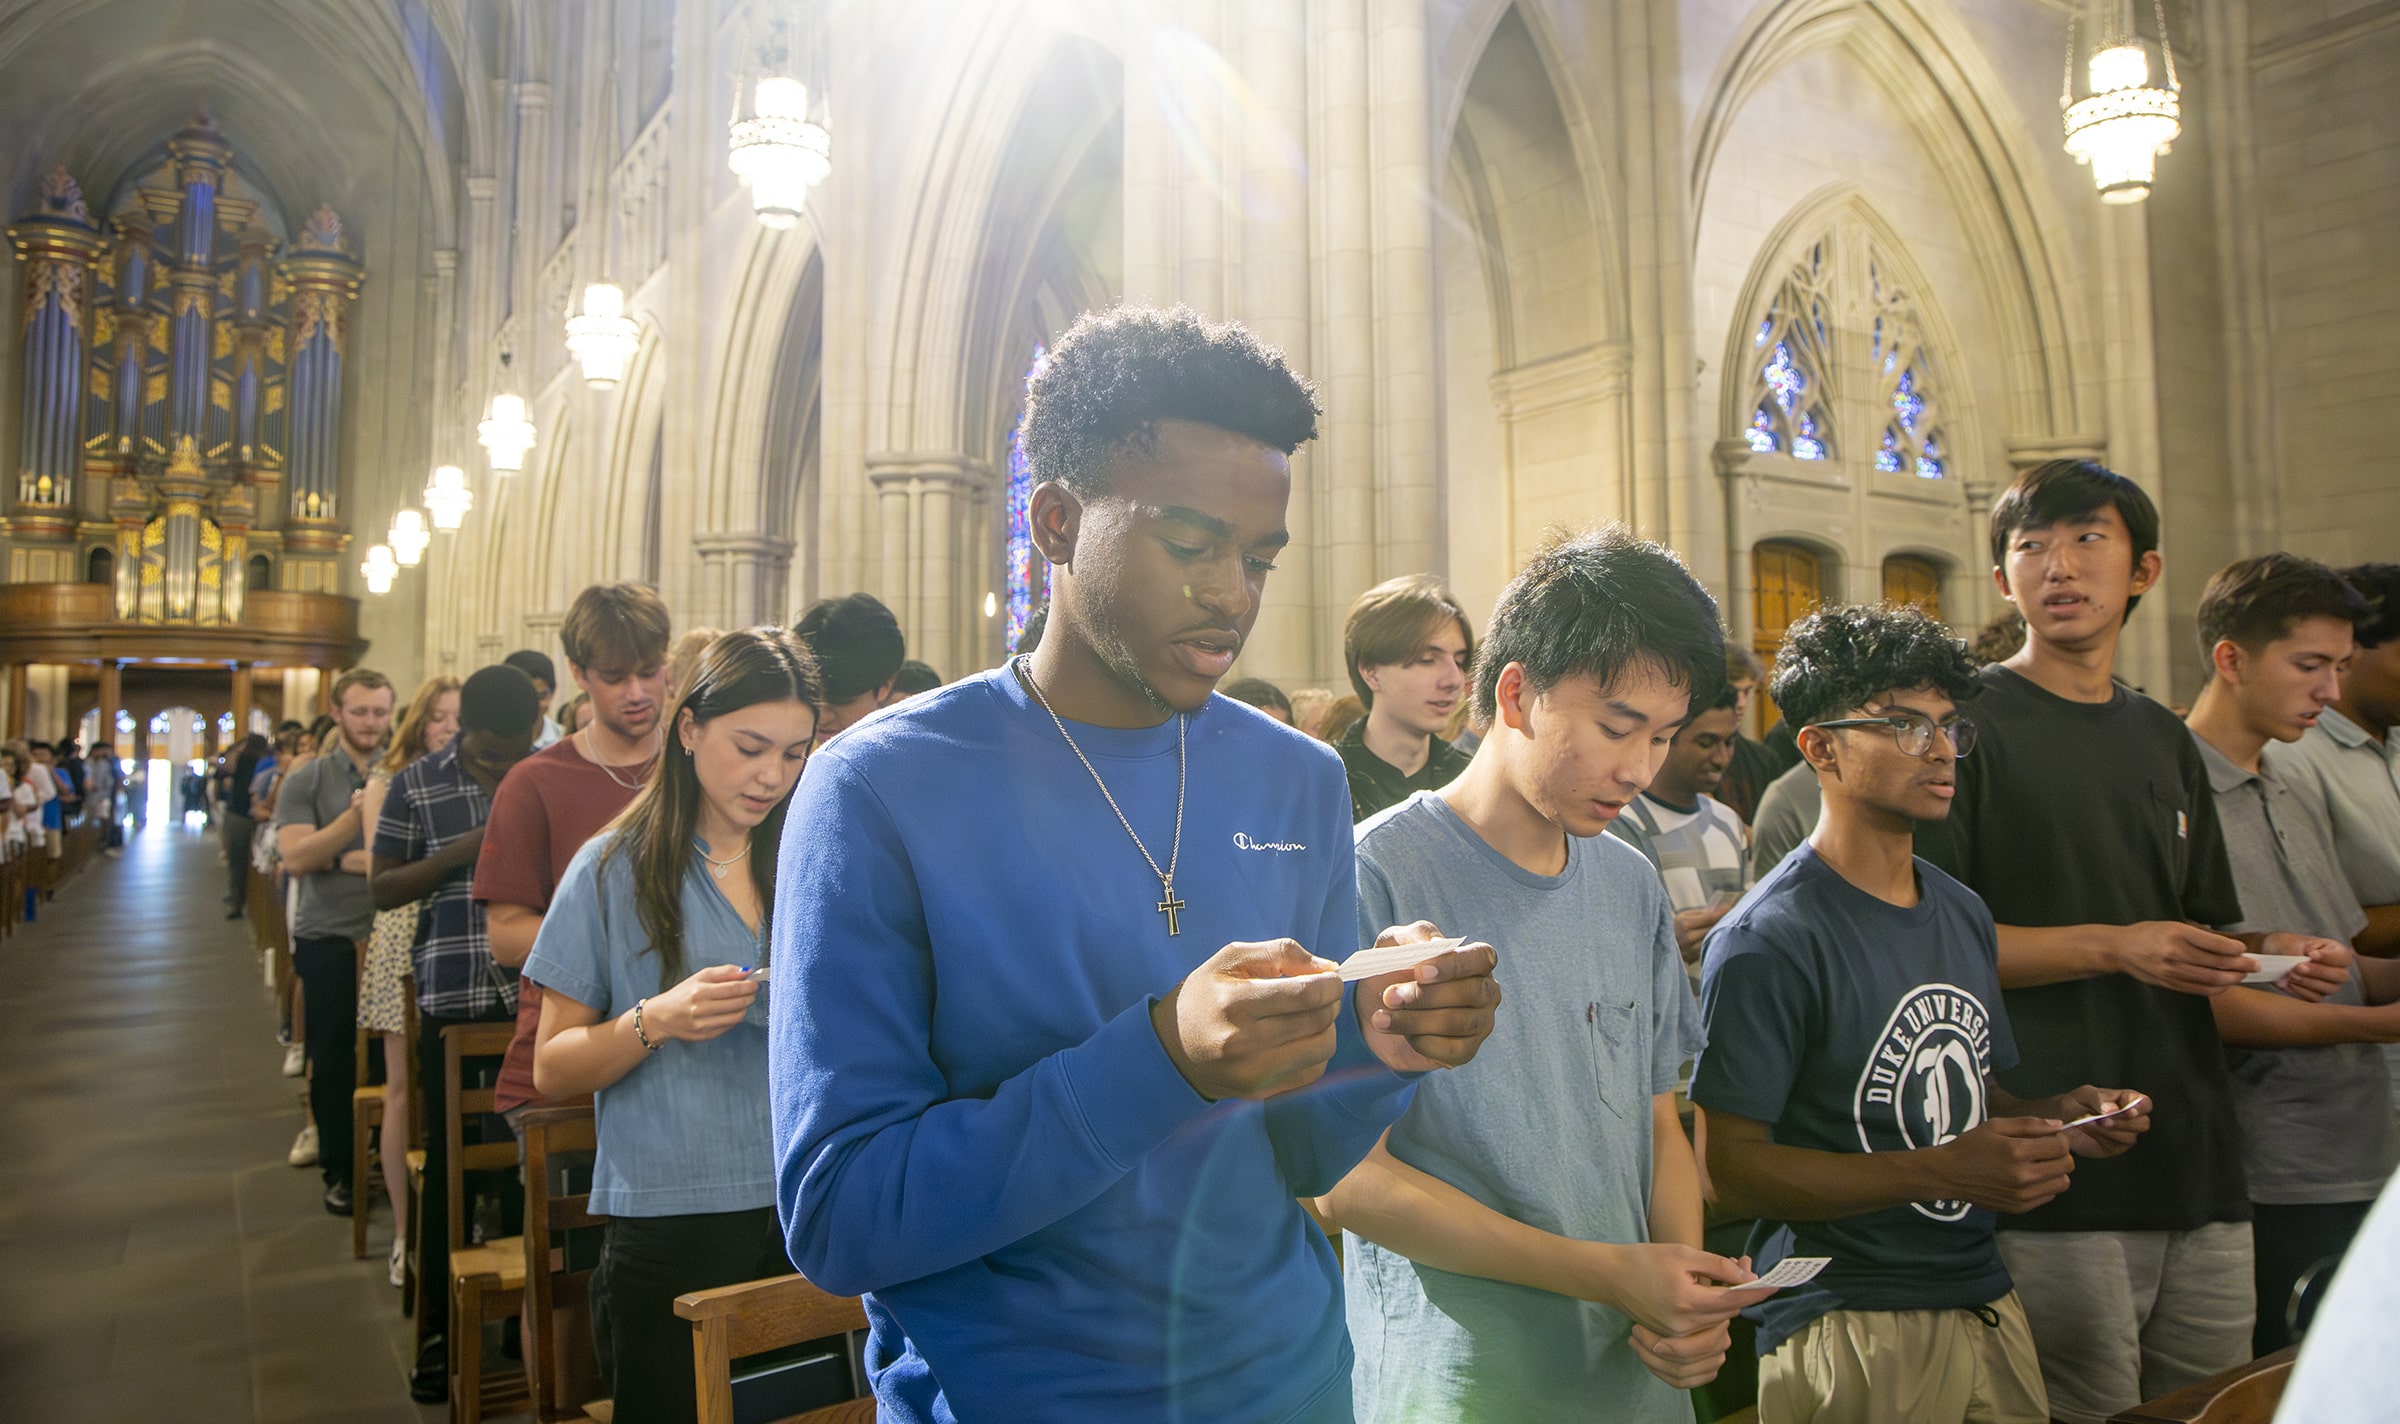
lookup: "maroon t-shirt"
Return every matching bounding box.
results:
[472,734,654,1113]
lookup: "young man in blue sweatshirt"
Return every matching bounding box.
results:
[770,306,1504,1423]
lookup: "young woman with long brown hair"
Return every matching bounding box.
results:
[357,674,460,1282]
[525,627,821,1424]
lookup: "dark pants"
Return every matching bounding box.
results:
[2252,1198,2374,1354]
[416,1012,516,1334]
[595,1208,792,1424]
[220,812,255,909]
[292,935,357,1189]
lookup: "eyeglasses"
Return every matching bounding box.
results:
[1809,713,1977,758]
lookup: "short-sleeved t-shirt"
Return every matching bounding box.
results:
[1609,791,1751,985]
[1692,844,2020,1354]
[523,832,772,1217]
[2197,734,2395,1205]
[473,734,652,1112]
[1914,665,2247,1233]
[1349,793,1703,1423]
[271,749,376,941]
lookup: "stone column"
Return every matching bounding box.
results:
[1367,0,1437,577]
[867,455,989,679]
[695,533,798,628]
[7,166,106,527]
[1313,0,1376,673]
[1234,0,1318,689]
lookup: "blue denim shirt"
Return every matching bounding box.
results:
[524,830,771,1217]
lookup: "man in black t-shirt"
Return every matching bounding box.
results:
[1913,462,2302,1424]
[1699,604,2148,1424]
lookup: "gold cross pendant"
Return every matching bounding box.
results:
[1157,884,1186,936]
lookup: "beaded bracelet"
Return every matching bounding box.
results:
[633,997,662,1052]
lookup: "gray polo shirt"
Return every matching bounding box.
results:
[2264,708,2400,907]
[2198,732,2397,1205]
[271,750,375,941]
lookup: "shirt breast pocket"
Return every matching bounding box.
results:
[1588,999,1645,1120]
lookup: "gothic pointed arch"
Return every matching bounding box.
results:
[1690,0,2095,440]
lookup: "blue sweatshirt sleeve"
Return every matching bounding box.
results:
[1262,775,1416,1197]
[769,752,1217,1298]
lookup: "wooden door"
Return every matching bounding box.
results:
[1752,541,1825,731]
[1882,554,1942,619]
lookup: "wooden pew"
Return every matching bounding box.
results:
[443,1022,528,1424]
[2108,1347,2297,1424]
[674,1273,874,1424]
[520,1105,605,1422]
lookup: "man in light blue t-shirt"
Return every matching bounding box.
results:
[1316,529,1755,1423]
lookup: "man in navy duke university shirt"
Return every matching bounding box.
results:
[1695,603,2151,1424]
[769,306,1504,1423]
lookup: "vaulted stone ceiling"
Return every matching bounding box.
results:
[0,0,476,244]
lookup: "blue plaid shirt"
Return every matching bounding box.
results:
[373,742,516,1020]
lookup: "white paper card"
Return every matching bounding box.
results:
[1338,937,1469,983]
[2242,954,2307,985]
[1719,1256,1830,1293]
[2053,1096,2146,1133]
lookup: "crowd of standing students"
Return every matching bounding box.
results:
[229,304,2400,1424]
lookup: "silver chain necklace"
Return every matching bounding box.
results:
[695,839,751,881]
[1016,657,1188,935]
[582,728,657,792]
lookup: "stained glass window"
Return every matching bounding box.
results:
[1746,258,1837,463]
[1739,235,1951,480]
[1003,343,1049,654]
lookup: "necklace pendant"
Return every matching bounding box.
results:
[1157,883,1186,936]
[711,862,731,880]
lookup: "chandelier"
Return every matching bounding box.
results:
[2061,2,2180,205]
[729,75,832,230]
[360,544,398,595]
[565,284,638,387]
[388,508,431,567]
[424,464,474,531]
[477,391,536,473]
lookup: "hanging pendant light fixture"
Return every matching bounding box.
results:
[2061,0,2181,205]
[565,283,638,387]
[477,353,537,473]
[361,543,399,595]
[729,75,832,230]
[424,464,474,531]
[388,508,431,567]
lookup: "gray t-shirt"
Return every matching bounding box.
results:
[2198,734,2397,1205]
[1349,792,1704,1424]
[1748,760,1821,881]
[270,750,374,941]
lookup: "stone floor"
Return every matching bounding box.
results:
[0,818,445,1423]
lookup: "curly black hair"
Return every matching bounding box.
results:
[1020,305,1321,495]
[1769,604,1982,731]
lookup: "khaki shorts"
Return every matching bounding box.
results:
[1759,1292,2049,1424]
